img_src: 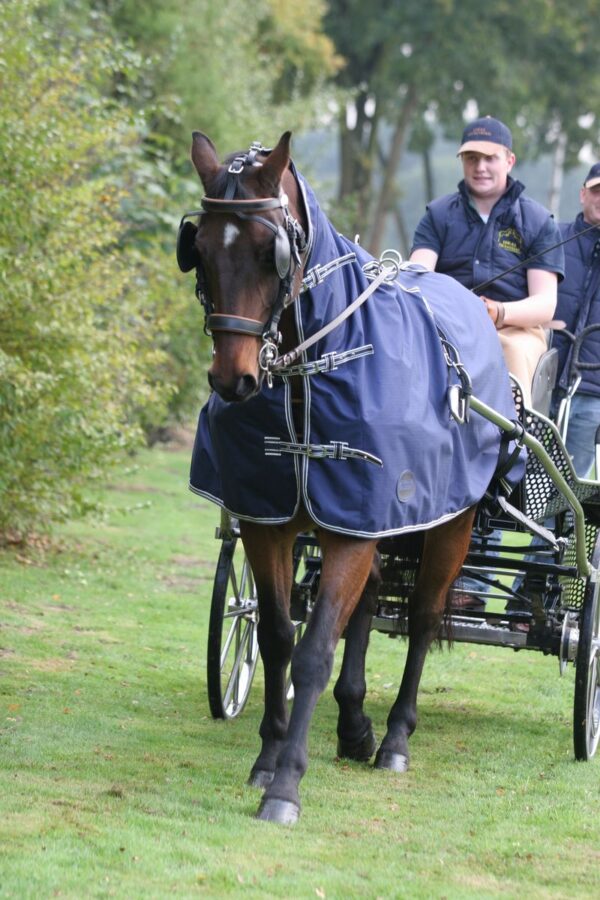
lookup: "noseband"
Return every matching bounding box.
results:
[177,143,308,374]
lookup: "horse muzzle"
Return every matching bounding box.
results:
[207,325,277,402]
[207,366,262,403]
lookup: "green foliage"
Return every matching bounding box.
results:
[105,128,212,429]
[257,0,342,104]
[325,0,600,240]
[499,0,600,167]
[86,0,340,160]
[0,0,178,538]
[0,0,342,541]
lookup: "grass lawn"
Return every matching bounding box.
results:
[1,446,599,899]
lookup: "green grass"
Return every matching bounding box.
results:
[1,447,599,899]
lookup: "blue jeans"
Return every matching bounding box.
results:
[563,392,600,478]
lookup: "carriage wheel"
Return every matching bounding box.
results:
[207,536,259,720]
[573,535,600,760]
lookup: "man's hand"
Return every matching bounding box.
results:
[482,296,506,329]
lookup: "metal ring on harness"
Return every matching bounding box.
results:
[379,248,403,280]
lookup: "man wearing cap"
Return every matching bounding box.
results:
[411,116,565,612]
[552,164,600,476]
[410,115,565,406]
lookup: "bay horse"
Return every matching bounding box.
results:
[180,131,519,825]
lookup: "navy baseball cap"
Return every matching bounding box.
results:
[584,163,600,189]
[458,116,513,156]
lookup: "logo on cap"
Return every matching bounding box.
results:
[458,116,513,156]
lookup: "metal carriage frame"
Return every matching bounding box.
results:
[205,365,600,763]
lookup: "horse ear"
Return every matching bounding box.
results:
[258,131,292,194]
[191,131,220,189]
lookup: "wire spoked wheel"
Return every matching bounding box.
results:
[573,534,600,760]
[207,536,259,719]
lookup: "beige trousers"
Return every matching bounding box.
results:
[498,325,548,407]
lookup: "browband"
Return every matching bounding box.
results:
[201,196,289,215]
[206,314,265,337]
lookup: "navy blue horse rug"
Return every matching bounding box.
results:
[189,172,522,538]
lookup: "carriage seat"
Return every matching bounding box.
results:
[504,372,600,525]
[478,349,581,532]
[529,347,559,417]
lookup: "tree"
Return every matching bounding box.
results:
[0,0,174,538]
[87,0,341,160]
[324,0,600,253]
[324,0,515,251]
[503,1,600,214]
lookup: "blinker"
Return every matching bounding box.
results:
[177,208,293,280]
[176,216,201,273]
[274,225,291,279]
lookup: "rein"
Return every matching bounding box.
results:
[271,266,393,372]
[473,221,600,294]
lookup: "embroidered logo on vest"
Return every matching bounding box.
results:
[497,227,524,256]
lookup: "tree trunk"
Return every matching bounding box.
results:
[368,82,419,256]
[548,131,567,218]
[422,145,434,204]
[391,203,410,259]
[337,92,381,237]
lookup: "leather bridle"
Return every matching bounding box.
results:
[176,143,308,374]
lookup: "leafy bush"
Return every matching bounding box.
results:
[0,0,186,538]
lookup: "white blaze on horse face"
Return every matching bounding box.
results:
[223,223,240,249]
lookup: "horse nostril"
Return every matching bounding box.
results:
[236,374,258,400]
[208,370,258,402]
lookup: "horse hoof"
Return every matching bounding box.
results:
[248,769,274,789]
[374,748,409,772]
[337,727,377,762]
[256,797,300,826]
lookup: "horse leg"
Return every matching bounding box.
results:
[257,533,377,825]
[375,507,476,773]
[239,521,297,789]
[333,553,380,761]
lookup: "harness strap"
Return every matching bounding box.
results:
[300,253,357,292]
[275,344,374,377]
[495,495,560,548]
[206,314,265,337]
[493,420,526,484]
[264,437,383,467]
[201,196,288,214]
[271,267,391,371]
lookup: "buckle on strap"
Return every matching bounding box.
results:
[274,344,374,377]
[447,368,473,425]
[300,253,357,292]
[227,156,246,175]
[264,437,383,467]
[439,335,472,424]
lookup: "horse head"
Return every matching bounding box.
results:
[187,131,307,402]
